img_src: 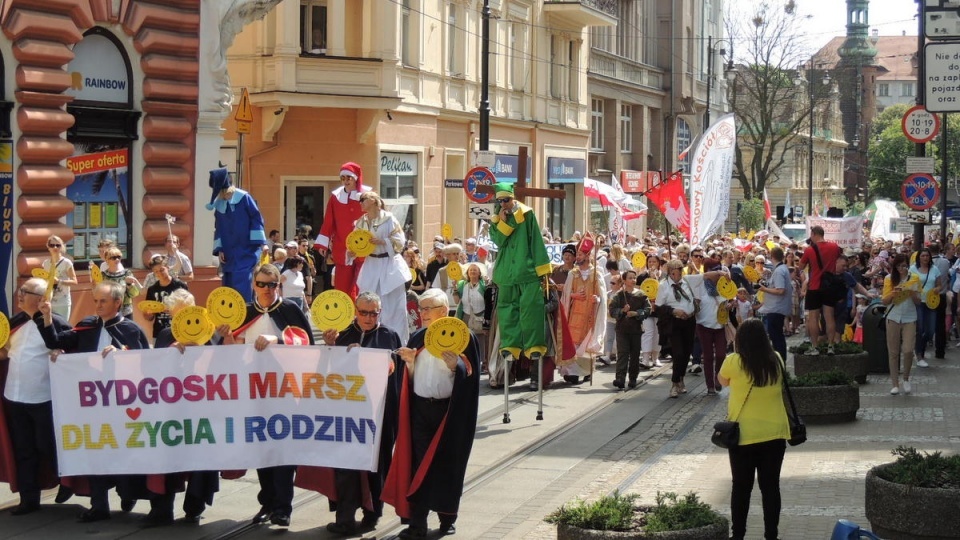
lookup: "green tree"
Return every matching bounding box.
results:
[739,198,766,231]
[868,104,960,203]
[727,1,818,199]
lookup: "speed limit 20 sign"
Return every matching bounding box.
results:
[902,105,940,144]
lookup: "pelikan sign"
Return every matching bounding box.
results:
[66,33,129,104]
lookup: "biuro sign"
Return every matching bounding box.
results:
[49,344,390,475]
[66,149,128,176]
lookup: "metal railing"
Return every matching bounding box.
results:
[545,0,618,17]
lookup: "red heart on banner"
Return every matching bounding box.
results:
[126,408,141,420]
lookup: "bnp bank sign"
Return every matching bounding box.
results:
[66,33,129,105]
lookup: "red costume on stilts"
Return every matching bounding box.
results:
[313,162,371,299]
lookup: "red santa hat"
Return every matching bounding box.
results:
[339,161,364,191]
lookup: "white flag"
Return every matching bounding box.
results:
[689,114,737,245]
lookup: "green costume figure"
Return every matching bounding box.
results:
[489,182,552,361]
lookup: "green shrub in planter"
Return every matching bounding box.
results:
[546,491,723,533]
[877,446,960,489]
[787,368,855,387]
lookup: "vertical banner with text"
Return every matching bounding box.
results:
[0,142,13,314]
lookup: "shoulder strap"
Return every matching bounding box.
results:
[810,242,824,271]
[731,384,753,422]
[780,356,801,420]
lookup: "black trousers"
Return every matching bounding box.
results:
[935,293,947,358]
[256,465,296,514]
[409,395,455,530]
[614,329,642,382]
[670,317,697,383]
[4,399,57,505]
[728,439,786,540]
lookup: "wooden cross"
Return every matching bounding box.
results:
[475,147,567,201]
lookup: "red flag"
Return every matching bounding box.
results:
[763,189,772,221]
[646,171,690,236]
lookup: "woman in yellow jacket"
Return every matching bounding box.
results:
[718,318,791,540]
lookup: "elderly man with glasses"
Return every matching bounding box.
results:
[303,291,402,536]
[383,289,480,539]
[0,278,72,516]
[39,281,149,522]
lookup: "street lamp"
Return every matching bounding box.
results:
[704,35,736,128]
[795,66,831,214]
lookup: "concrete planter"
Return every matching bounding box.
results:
[865,464,960,539]
[793,351,869,384]
[789,384,859,424]
[556,509,729,540]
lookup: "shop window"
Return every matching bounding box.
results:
[620,105,633,153]
[380,152,419,240]
[677,118,692,174]
[301,0,327,55]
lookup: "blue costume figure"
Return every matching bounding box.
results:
[207,167,266,301]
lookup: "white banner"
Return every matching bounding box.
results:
[804,216,866,249]
[50,344,389,476]
[690,114,737,245]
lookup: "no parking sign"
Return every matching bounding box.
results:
[901,173,940,211]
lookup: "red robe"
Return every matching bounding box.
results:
[314,184,371,298]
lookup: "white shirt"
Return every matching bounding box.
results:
[242,311,282,341]
[656,274,698,315]
[4,320,53,403]
[412,349,455,399]
[282,269,306,299]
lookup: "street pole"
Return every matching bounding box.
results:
[916,0,926,249]
[479,0,490,151]
[808,69,814,215]
[705,36,713,128]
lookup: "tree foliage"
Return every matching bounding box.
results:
[739,198,766,231]
[868,103,960,203]
[727,1,821,200]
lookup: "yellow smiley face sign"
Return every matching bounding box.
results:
[639,278,659,299]
[424,317,470,357]
[138,300,167,314]
[0,312,9,348]
[90,265,103,284]
[756,290,765,303]
[346,229,375,258]
[911,252,917,266]
[171,306,215,346]
[446,262,463,282]
[31,268,49,279]
[716,276,737,300]
[631,251,647,270]
[311,289,355,332]
[926,289,941,310]
[717,305,729,325]
[441,223,454,242]
[743,265,760,283]
[206,286,247,330]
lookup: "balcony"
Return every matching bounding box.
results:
[543,0,617,30]
[588,50,664,90]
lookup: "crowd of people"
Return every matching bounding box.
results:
[4,161,959,540]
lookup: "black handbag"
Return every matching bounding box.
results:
[711,386,752,449]
[782,362,807,446]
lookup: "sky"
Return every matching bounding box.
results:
[738,0,921,55]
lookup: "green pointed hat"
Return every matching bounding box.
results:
[494,182,514,199]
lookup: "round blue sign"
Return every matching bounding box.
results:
[901,173,940,211]
[464,167,496,203]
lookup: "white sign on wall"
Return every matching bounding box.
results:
[66,34,129,104]
[924,42,960,113]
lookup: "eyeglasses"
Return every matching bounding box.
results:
[418,304,446,313]
[48,243,61,248]
[254,280,279,289]
[109,256,122,260]
[692,254,703,258]
[495,197,513,204]
[357,309,381,317]
[18,287,42,297]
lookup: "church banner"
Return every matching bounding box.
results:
[50,344,390,476]
[690,114,737,245]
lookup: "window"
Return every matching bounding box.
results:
[591,99,604,151]
[568,41,579,101]
[677,118,692,173]
[300,1,327,55]
[550,36,560,98]
[401,0,414,66]
[446,3,458,75]
[877,83,889,97]
[902,82,914,97]
[620,105,633,153]
[380,152,419,240]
